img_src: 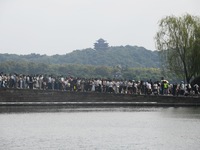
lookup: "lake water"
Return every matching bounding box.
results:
[0,106,200,150]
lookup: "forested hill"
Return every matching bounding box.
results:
[0,45,160,68]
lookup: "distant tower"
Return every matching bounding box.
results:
[94,38,109,51]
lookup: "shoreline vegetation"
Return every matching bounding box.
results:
[0,46,179,83]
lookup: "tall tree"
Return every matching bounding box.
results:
[155,14,200,83]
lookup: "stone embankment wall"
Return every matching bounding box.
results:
[0,89,200,106]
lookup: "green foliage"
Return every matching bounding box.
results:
[0,61,179,82]
[0,46,160,68]
[155,13,200,83]
[0,45,180,82]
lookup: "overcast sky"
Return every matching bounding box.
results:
[0,0,199,55]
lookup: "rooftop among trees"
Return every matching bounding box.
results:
[94,38,109,50]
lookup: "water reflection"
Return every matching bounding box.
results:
[1,106,200,119]
[1,105,166,114]
[0,106,200,150]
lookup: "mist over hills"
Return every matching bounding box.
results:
[0,45,160,68]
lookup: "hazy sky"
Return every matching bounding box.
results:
[0,0,199,55]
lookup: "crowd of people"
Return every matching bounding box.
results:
[0,72,199,96]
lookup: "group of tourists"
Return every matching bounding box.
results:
[0,72,199,96]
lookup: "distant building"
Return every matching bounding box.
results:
[94,38,109,51]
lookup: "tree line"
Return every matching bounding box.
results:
[0,45,160,68]
[0,61,179,82]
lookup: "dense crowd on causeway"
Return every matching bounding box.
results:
[0,73,200,96]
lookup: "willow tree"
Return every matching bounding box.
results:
[155,14,200,83]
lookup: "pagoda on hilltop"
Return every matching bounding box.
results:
[94,38,109,51]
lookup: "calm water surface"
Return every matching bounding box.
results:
[0,106,200,150]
